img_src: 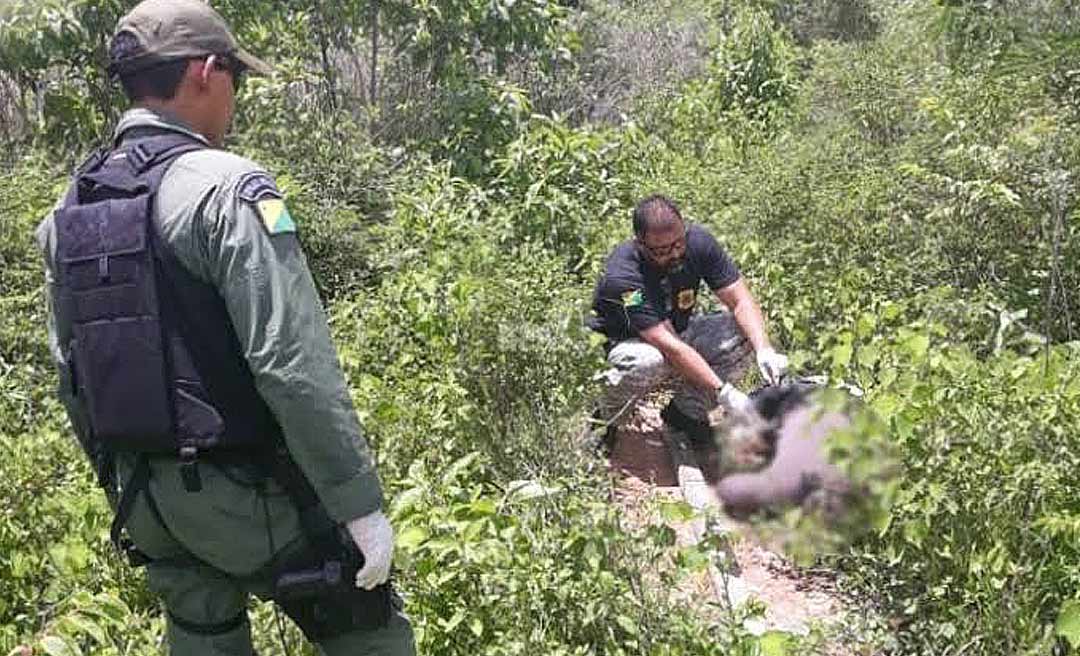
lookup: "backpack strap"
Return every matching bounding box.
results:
[109,454,150,556]
[74,134,204,201]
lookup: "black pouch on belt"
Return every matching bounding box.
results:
[272,531,394,640]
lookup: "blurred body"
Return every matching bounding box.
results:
[716,385,852,520]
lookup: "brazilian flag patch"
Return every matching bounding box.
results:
[256,198,297,235]
[622,289,644,308]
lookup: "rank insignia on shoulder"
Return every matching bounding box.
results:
[622,289,644,308]
[237,171,296,235]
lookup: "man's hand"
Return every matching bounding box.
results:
[346,510,394,590]
[717,382,755,417]
[756,348,788,386]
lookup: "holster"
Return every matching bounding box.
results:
[260,450,394,638]
[271,528,394,640]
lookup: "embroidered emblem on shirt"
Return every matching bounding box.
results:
[237,171,296,235]
[622,289,644,308]
[256,198,297,235]
[677,288,696,310]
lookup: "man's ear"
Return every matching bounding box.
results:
[194,56,215,91]
[170,59,206,97]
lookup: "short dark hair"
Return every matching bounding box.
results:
[110,30,191,101]
[632,194,684,236]
[117,59,191,102]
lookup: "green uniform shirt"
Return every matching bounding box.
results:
[36,109,383,533]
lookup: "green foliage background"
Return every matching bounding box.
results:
[1,0,1078,654]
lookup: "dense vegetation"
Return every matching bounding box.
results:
[1,0,1077,654]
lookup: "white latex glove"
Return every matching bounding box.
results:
[756,347,789,386]
[717,383,755,417]
[346,510,394,590]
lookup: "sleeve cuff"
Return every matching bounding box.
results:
[630,314,664,336]
[709,272,742,292]
[317,470,385,523]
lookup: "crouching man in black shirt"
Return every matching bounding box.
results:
[588,195,788,430]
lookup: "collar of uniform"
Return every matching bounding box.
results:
[112,107,211,147]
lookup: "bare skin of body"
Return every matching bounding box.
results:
[716,404,851,520]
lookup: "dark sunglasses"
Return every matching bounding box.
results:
[210,53,246,90]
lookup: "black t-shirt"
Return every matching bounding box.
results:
[589,224,741,343]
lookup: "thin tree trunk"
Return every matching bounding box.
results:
[314,0,338,111]
[369,0,379,108]
[0,75,13,146]
[1046,181,1075,344]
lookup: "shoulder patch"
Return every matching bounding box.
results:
[256,198,297,235]
[621,289,644,308]
[237,171,282,202]
[237,171,296,235]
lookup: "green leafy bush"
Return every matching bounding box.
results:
[3,2,1079,654]
[656,2,800,154]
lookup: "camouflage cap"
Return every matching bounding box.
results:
[108,0,273,77]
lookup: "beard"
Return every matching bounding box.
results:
[656,257,685,273]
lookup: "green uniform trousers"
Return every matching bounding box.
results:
[120,455,416,656]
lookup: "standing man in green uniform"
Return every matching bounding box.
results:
[35,1,415,654]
